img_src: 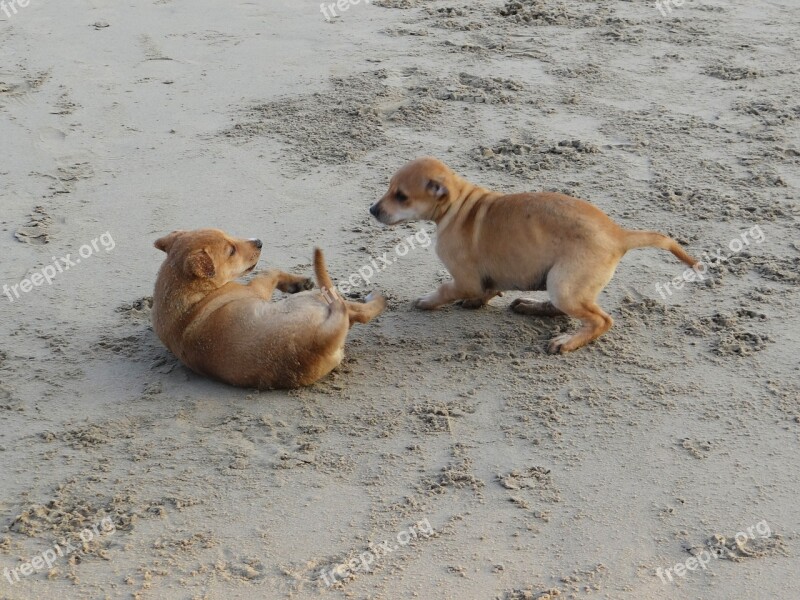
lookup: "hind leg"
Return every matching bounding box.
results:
[298,305,351,386]
[346,292,387,325]
[545,260,617,354]
[546,301,613,354]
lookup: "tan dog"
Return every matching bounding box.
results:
[370,158,698,354]
[152,229,385,389]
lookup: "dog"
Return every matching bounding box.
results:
[151,229,385,389]
[370,157,698,354]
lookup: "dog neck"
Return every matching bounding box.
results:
[432,175,500,231]
[153,263,220,335]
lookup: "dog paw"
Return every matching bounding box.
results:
[365,292,387,312]
[414,295,440,310]
[547,333,574,354]
[460,298,486,309]
[283,278,314,294]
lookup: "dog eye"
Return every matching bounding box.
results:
[395,190,408,202]
[229,245,236,256]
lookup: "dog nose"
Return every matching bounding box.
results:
[369,204,379,218]
[252,239,263,249]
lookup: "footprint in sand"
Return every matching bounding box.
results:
[15,206,52,245]
[36,126,67,150]
[0,69,50,108]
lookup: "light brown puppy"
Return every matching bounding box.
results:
[152,229,385,389]
[370,157,698,354]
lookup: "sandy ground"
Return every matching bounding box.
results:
[1,0,799,598]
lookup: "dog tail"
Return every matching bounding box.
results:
[623,230,698,267]
[313,247,336,294]
[313,248,346,314]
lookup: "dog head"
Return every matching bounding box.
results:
[370,157,455,225]
[154,229,262,285]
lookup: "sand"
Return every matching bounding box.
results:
[0,0,798,598]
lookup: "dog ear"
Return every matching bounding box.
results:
[154,230,185,253]
[185,249,216,279]
[426,179,448,201]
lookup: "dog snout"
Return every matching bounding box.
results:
[251,238,263,249]
[369,204,381,219]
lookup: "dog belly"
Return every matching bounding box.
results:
[481,269,549,292]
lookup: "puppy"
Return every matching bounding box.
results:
[370,157,698,354]
[152,229,385,389]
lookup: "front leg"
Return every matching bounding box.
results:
[249,270,313,299]
[415,279,482,311]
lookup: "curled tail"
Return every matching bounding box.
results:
[623,230,698,268]
[313,248,346,314]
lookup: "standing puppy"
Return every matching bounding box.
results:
[152,229,385,388]
[370,157,698,354]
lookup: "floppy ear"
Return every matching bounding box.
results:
[154,230,185,253]
[426,179,448,201]
[185,249,216,279]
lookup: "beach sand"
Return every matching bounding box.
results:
[1,0,798,598]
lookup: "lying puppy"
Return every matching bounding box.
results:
[370,157,698,354]
[152,229,385,388]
